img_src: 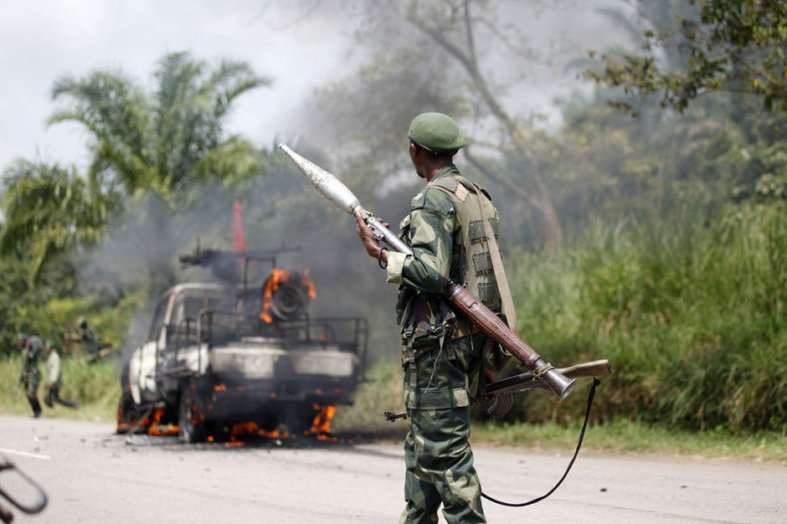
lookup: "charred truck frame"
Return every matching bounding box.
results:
[117,247,368,442]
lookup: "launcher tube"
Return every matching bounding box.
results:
[280,143,576,401]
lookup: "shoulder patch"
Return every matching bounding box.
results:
[411,191,425,210]
[454,183,469,202]
[432,178,459,193]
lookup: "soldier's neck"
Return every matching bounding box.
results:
[424,162,454,182]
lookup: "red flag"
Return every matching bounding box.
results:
[233,201,246,252]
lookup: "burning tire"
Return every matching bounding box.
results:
[116,391,151,434]
[178,384,207,443]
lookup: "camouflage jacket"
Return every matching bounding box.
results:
[386,165,501,349]
[19,336,42,384]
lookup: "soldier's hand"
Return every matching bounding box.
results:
[354,212,381,256]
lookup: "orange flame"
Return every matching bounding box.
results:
[227,421,286,442]
[147,408,179,436]
[309,404,337,436]
[259,269,317,323]
[302,269,317,300]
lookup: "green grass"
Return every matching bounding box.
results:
[332,355,408,438]
[0,354,119,423]
[472,419,787,462]
[506,202,786,432]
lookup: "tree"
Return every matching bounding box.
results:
[405,0,566,246]
[585,0,787,114]
[308,0,567,248]
[0,160,111,285]
[48,51,270,206]
[0,52,273,292]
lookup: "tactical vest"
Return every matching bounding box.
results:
[430,173,502,312]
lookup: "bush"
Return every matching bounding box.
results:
[505,202,786,432]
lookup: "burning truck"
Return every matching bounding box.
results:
[116,245,368,443]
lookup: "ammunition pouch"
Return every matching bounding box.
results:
[400,317,481,366]
[397,286,456,356]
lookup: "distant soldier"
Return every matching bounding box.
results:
[44,340,79,409]
[77,317,100,361]
[15,334,43,418]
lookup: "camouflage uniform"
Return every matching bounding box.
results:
[78,318,100,360]
[18,335,43,417]
[386,164,502,524]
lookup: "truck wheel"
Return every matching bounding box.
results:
[116,392,150,434]
[178,387,207,443]
[285,404,318,435]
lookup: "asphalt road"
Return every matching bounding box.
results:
[0,414,784,523]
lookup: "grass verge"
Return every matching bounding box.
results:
[471,419,787,462]
[0,355,119,424]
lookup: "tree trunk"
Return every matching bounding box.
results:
[406,0,563,249]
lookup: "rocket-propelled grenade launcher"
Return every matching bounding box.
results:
[279,143,576,401]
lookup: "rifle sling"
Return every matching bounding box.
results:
[473,184,519,336]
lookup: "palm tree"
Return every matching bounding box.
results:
[2,51,270,288]
[48,51,270,206]
[0,160,111,285]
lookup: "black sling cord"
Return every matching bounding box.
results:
[481,377,601,507]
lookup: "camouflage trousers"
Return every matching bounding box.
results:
[399,333,487,524]
[22,376,42,417]
[45,384,78,409]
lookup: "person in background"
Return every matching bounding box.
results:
[77,317,100,361]
[44,340,79,409]
[15,334,43,418]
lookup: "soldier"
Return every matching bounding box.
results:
[355,112,505,523]
[44,340,79,409]
[77,317,100,361]
[15,334,43,418]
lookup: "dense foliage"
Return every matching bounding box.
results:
[586,0,787,114]
[508,201,785,432]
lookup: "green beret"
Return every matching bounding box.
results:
[408,112,466,154]
[45,340,54,348]
[17,333,28,341]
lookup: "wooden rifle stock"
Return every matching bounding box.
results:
[486,359,612,397]
[446,284,577,401]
